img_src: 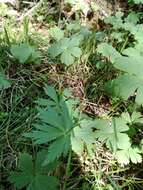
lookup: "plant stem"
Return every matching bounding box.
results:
[120,35,129,53]
[63,149,72,190]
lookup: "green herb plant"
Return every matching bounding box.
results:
[9,151,59,190]
[48,26,83,66]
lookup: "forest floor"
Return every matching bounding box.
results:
[1,0,143,190]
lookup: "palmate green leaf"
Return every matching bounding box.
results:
[71,136,84,155]
[48,42,64,58]
[11,43,32,64]
[35,150,59,173]
[116,146,142,165]
[60,50,75,65]
[44,135,71,165]
[125,12,139,24]
[130,111,143,123]
[111,32,124,42]
[44,85,59,103]
[27,175,58,190]
[0,73,11,90]
[105,74,143,105]
[35,98,55,107]
[105,11,142,43]
[105,12,124,29]
[78,119,95,144]
[130,24,143,43]
[93,117,130,152]
[70,47,82,58]
[111,45,143,79]
[36,85,59,107]
[129,147,142,163]
[39,107,64,129]
[27,106,72,163]
[48,38,69,58]
[10,173,58,190]
[48,36,82,65]
[10,43,39,64]
[49,27,64,41]
[25,124,64,144]
[25,86,74,163]
[105,11,138,29]
[71,119,95,155]
[105,74,139,100]
[59,99,74,129]
[121,111,143,138]
[114,48,143,79]
[9,171,33,189]
[18,153,33,174]
[98,42,143,75]
[98,43,143,105]
[121,111,143,124]
[97,43,121,62]
[68,34,84,47]
[25,111,72,163]
[9,151,59,190]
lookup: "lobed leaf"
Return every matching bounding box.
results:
[49,27,64,41]
[9,151,59,190]
[93,118,130,151]
[116,147,142,165]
